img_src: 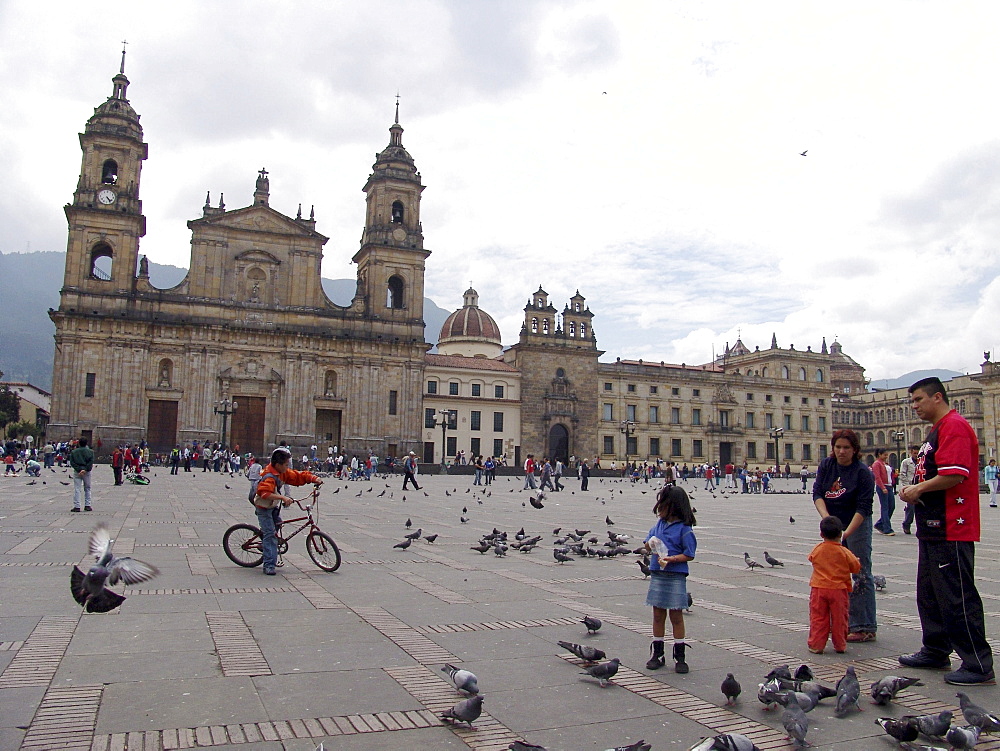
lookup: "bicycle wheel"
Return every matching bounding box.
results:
[223,523,264,567]
[306,530,341,572]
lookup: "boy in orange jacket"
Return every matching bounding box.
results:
[254,447,323,575]
[807,515,861,654]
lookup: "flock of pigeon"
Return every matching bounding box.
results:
[709,661,1000,749]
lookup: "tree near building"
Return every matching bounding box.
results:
[0,380,21,431]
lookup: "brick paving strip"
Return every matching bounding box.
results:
[552,600,652,636]
[6,536,50,554]
[556,654,794,750]
[280,556,348,609]
[124,586,294,596]
[396,571,473,604]
[185,551,218,577]
[351,606,458,663]
[412,616,580,635]
[386,664,521,750]
[91,707,443,749]
[204,611,271,677]
[0,562,80,567]
[0,615,79,689]
[0,640,25,651]
[19,684,103,751]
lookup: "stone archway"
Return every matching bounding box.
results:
[548,423,569,462]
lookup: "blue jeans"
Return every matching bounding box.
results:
[844,515,876,633]
[255,506,282,570]
[473,469,482,485]
[875,487,895,533]
[73,471,92,508]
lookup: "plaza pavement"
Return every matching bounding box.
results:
[1,466,998,751]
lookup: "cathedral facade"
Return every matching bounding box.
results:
[49,60,430,458]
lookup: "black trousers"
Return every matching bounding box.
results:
[916,538,993,674]
[402,470,420,490]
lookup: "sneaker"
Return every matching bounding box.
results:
[847,631,877,643]
[263,566,276,576]
[884,531,895,536]
[808,647,824,654]
[84,506,92,512]
[899,651,951,669]
[944,667,996,686]
[70,507,80,512]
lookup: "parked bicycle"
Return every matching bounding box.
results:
[222,487,341,572]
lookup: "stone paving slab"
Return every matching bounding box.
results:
[2,470,999,750]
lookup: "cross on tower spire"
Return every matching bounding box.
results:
[394,92,400,125]
[120,40,128,74]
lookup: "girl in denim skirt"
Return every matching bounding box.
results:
[644,484,697,672]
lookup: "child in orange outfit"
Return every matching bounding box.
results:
[807,515,861,654]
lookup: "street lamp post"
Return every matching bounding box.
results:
[214,398,238,447]
[769,427,784,475]
[437,409,451,471]
[620,419,636,470]
[892,430,905,471]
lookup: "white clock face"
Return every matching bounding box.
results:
[98,189,116,205]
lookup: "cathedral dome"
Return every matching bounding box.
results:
[437,288,503,358]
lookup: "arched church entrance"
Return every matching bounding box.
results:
[548,423,569,462]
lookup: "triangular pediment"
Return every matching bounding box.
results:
[188,204,328,241]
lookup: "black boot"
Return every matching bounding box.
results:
[645,640,665,670]
[673,642,689,674]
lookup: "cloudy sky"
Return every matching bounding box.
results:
[2,1,998,380]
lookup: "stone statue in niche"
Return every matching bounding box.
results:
[324,371,336,396]
[250,282,260,302]
[158,362,171,387]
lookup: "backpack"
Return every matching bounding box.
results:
[250,469,283,505]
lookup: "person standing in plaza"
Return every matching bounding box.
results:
[111,445,124,486]
[69,437,95,512]
[402,451,420,490]
[523,454,537,490]
[169,445,181,475]
[553,457,565,491]
[898,377,994,685]
[643,484,697,673]
[872,448,896,535]
[900,445,919,533]
[812,429,877,643]
[985,457,998,508]
[539,458,555,491]
[579,459,590,491]
[807,515,861,654]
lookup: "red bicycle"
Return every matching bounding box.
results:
[222,487,341,572]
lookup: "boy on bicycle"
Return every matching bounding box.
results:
[254,447,323,575]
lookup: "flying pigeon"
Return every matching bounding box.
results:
[870,675,922,705]
[957,691,1000,732]
[441,663,479,694]
[721,673,742,705]
[529,492,545,509]
[582,615,602,633]
[70,524,159,613]
[441,694,484,727]
[781,702,809,747]
[875,716,920,742]
[744,552,763,570]
[763,551,784,567]
[558,641,607,663]
[835,666,861,717]
[580,657,620,687]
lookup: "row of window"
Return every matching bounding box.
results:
[604,372,829,396]
[601,403,827,432]
[601,435,829,462]
[529,318,588,337]
[425,408,504,432]
[836,398,980,427]
[441,436,506,459]
[427,381,506,398]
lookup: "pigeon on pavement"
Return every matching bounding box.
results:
[441,663,479,694]
[393,538,412,550]
[424,534,438,543]
[687,734,761,751]
[873,574,887,591]
[945,724,981,750]
[870,675,922,705]
[637,558,651,577]
[744,552,763,570]
[603,742,651,751]
[553,550,573,564]
[441,695,484,727]
[763,551,784,567]
[781,702,809,747]
[876,716,920,743]
[509,743,548,751]
[957,691,1000,732]
[582,615,602,633]
[721,673,741,705]
[793,664,814,681]
[835,666,861,717]
[404,528,422,540]
[765,665,793,683]
[70,524,159,613]
[912,710,952,739]
[773,690,819,713]
[580,657,620,687]
[557,641,606,663]
[470,542,490,554]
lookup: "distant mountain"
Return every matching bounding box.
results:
[0,251,451,392]
[869,369,964,391]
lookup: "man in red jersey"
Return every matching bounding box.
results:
[898,377,994,685]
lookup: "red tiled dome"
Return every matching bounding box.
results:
[439,288,501,345]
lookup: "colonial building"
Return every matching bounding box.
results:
[48,58,431,457]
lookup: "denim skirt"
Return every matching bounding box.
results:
[645,571,688,610]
